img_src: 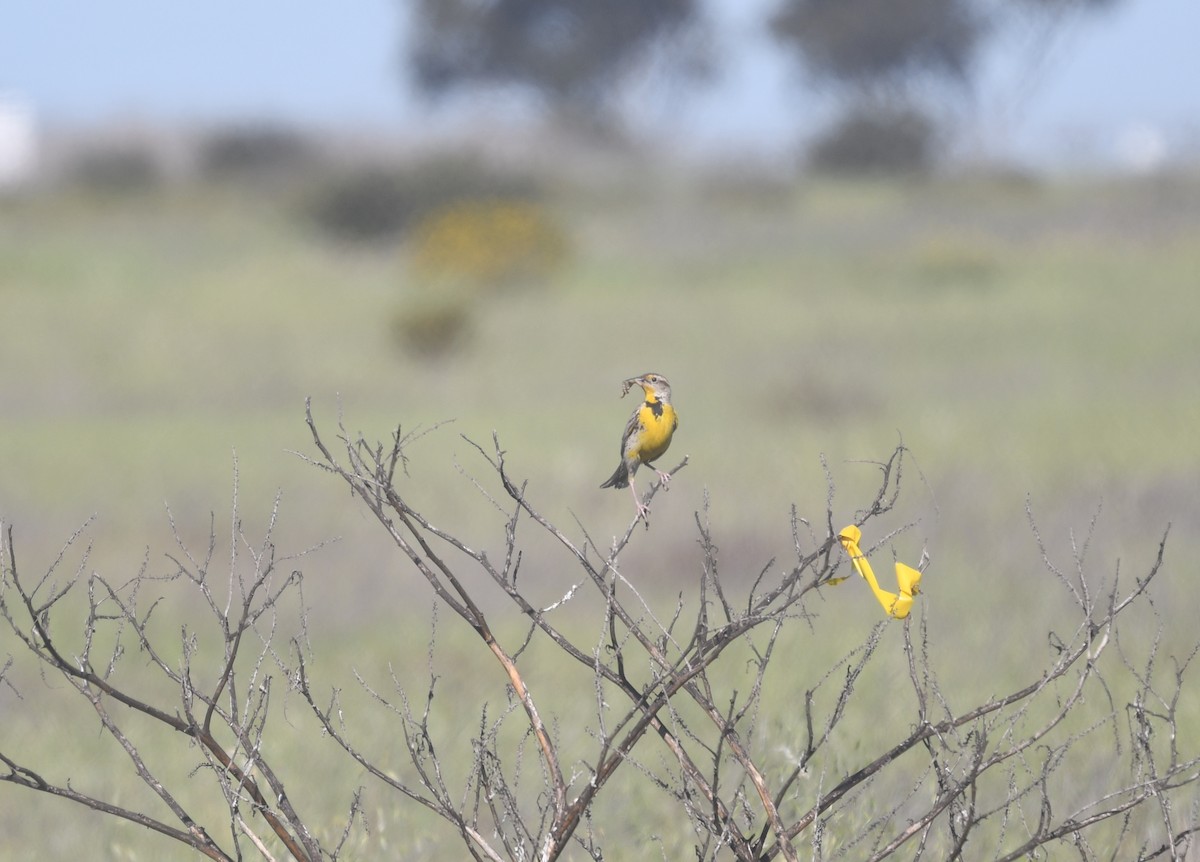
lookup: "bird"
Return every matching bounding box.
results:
[600,373,678,520]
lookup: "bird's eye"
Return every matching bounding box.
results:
[647,375,657,382]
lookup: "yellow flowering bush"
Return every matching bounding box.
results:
[408,199,569,291]
[393,199,569,358]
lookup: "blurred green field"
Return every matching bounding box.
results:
[1,164,1198,859]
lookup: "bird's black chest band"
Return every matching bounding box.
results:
[645,400,664,418]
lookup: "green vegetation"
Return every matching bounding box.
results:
[1,164,1198,859]
[302,154,542,244]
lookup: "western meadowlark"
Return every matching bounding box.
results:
[600,373,678,520]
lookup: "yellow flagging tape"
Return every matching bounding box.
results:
[836,525,922,619]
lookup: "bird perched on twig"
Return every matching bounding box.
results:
[600,373,678,520]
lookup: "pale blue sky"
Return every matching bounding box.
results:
[1,0,1196,167]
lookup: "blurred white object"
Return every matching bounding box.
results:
[1115,122,1168,173]
[0,96,38,189]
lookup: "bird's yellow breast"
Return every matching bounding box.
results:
[627,401,677,464]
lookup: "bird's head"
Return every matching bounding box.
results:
[622,373,672,403]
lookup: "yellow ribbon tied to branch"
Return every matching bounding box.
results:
[836,525,922,619]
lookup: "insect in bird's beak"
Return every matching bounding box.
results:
[620,377,641,397]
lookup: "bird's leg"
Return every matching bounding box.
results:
[629,477,649,520]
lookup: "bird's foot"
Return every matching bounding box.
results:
[655,469,671,490]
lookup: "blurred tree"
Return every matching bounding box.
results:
[807,102,939,175]
[198,123,318,185]
[407,0,707,125]
[69,143,164,193]
[769,0,987,93]
[1015,0,1119,8]
[770,0,1124,172]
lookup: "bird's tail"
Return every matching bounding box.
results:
[600,461,629,489]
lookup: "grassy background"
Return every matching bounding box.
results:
[1,163,1198,859]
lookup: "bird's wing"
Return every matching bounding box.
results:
[619,404,644,456]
